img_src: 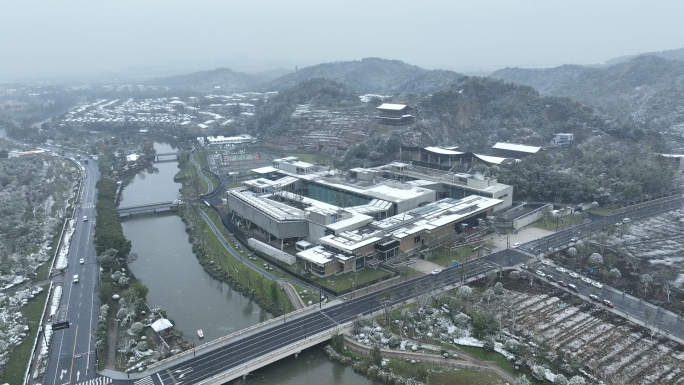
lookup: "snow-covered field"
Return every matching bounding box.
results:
[605,207,684,286]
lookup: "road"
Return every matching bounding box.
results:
[43,159,102,385]
[113,254,516,385]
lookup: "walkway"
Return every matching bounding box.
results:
[190,154,213,195]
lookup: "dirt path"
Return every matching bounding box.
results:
[105,309,118,369]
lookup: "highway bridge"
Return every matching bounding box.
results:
[116,201,181,217]
[154,152,180,162]
[99,256,506,385]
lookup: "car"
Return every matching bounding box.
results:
[557,281,568,287]
[570,237,579,242]
[623,218,631,223]
[73,274,79,283]
[568,284,579,292]
[602,300,615,308]
[581,277,592,284]
[556,267,566,273]
[79,258,84,264]
[542,260,550,265]
[592,282,603,289]
[520,264,528,270]
[535,270,545,277]
[512,242,521,248]
[83,215,88,222]
[545,275,554,281]
[431,269,442,275]
[569,272,580,278]
[589,294,601,302]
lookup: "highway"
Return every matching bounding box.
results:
[43,159,102,385]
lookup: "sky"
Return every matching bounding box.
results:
[2,0,683,79]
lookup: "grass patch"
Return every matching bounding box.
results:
[285,152,317,163]
[427,245,483,268]
[586,207,612,216]
[1,284,50,385]
[311,267,394,292]
[450,344,542,385]
[387,359,504,385]
[533,214,583,231]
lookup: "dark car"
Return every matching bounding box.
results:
[602,300,615,308]
[589,294,600,302]
[557,281,568,287]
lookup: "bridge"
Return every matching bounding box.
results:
[154,152,180,162]
[116,201,181,217]
[101,257,502,384]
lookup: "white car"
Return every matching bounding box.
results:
[623,218,631,223]
[569,272,580,278]
[79,258,84,264]
[570,237,579,242]
[542,260,550,265]
[512,242,521,248]
[431,269,442,275]
[592,282,603,289]
[581,277,592,284]
[556,267,566,273]
[535,270,546,277]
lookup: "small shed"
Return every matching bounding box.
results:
[151,318,173,336]
[296,240,313,251]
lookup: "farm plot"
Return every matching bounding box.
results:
[489,276,684,384]
[605,207,684,287]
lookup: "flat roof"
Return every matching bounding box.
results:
[319,231,384,253]
[326,213,374,231]
[659,154,684,158]
[297,245,351,265]
[424,146,465,156]
[492,142,541,153]
[313,178,433,203]
[252,166,279,174]
[376,103,408,110]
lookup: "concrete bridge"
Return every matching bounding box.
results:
[117,201,181,217]
[100,257,499,385]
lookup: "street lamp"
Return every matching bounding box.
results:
[191,336,195,356]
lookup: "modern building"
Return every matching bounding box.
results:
[551,133,574,145]
[491,142,541,159]
[376,103,415,126]
[205,134,256,146]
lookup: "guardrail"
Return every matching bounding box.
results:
[197,321,354,385]
[146,304,318,370]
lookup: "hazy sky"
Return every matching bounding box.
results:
[2,0,683,79]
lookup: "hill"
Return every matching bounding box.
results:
[601,46,684,66]
[264,57,464,95]
[490,55,684,136]
[145,67,269,92]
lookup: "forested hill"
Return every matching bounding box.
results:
[250,78,362,136]
[489,55,684,136]
[601,46,684,66]
[411,76,611,151]
[145,67,269,92]
[263,57,464,95]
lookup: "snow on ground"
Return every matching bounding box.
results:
[606,207,684,286]
[54,219,76,271]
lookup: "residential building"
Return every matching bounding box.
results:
[552,133,574,145]
[376,103,415,126]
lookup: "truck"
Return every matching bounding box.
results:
[83,158,88,164]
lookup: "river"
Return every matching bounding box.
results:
[122,142,375,384]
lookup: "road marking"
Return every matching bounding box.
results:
[134,376,155,385]
[69,325,78,383]
[73,376,113,385]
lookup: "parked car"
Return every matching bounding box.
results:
[431,269,442,275]
[542,260,550,265]
[520,264,528,270]
[623,218,631,223]
[545,275,554,281]
[602,300,615,308]
[569,272,580,279]
[79,258,84,264]
[570,237,579,242]
[589,294,601,302]
[557,281,568,287]
[535,270,545,277]
[581,277,592,284]
[512,242,521,248]
[568,284,579,292]
[556,267,566,273]
[592,282,604,289]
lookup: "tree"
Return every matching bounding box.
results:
[566,247,577,257]
[554,374,569,385]
[483,335,496,352]
[494,282,504,295]
[588,253,603,267]
[482,288,495,304]
[640,273,654,293]
[509,270,521,279]
[457,285,472,300]
[97,248,119,272]
[270,281,280,304]
[609,267,622,279]
[369,344,382,367]
[330,334,344,353]
[568,376,586,385]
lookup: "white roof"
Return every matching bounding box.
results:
[472,153,508,165]
[492,142,540,153]
[326,213,374,232]
[424,146,464,155]
[150,318,173,332]
[376,103,408,110]
[297,245,351,265]
[296,240,312,247]
[252,166,279,174]
[659,153,684,158]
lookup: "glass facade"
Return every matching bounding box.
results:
[307,184,372,207]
